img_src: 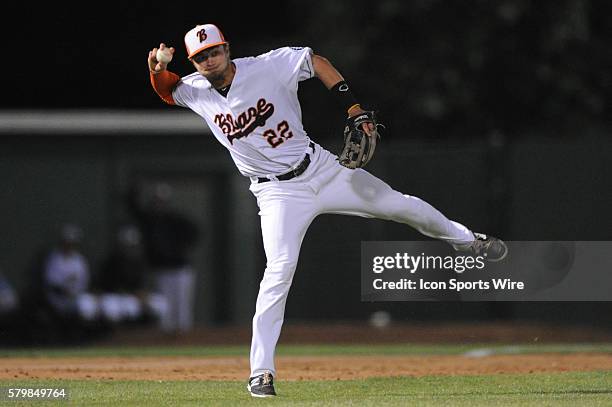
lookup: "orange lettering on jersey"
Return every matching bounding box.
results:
[214,98,275,144]
[197,29,207,42]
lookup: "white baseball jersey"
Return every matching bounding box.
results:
[172,47,315,177]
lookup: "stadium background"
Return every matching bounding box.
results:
[1,0,611,330]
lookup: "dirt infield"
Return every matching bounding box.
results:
[3,323,611,381]
[2,353,611,381]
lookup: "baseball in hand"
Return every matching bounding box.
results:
[156,48,173,64]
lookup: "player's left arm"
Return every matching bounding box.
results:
[311,54,344,89]
[312,54,373,130]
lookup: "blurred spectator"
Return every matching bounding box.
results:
[15,223,170,345]
[98,224,147,293]
[0,270,18,316]
[18,223,105,344]
[42,224,92,321]
[127,182,200,334]
[0,270,20,346]
[96,224,168,325]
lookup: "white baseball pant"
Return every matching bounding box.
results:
[155,267,196,333]
[248,142,474,377]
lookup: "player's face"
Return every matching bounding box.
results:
[191,45,230,81]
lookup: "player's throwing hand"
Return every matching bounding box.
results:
[148,43,175,74]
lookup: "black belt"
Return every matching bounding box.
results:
[258,142,315,183]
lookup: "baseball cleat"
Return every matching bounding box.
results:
[247,371,276,397]
[468,233,508,262]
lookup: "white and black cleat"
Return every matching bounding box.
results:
[247,371,276,397]
[469,233,508,262]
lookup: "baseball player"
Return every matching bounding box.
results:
[147,24,508,397]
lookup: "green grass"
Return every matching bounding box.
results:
[0,344,610,405]
[1,342,611,358]
[1,372,610,406]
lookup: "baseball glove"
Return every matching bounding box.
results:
[338,111,381,169]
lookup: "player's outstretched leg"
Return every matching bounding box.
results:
[318,166,507,260]
[320,168,473,243]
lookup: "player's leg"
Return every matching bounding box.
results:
[249,186,317,379]
[175,267,196,333]
[155,270,180,333]
[318,163,507,259]
[320,167,474,246]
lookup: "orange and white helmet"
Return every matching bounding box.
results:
[184,24,228,59]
